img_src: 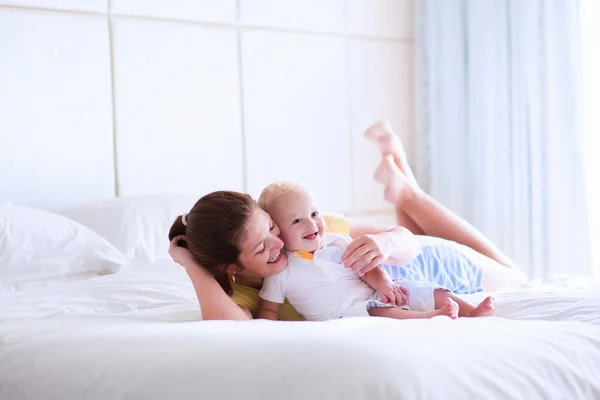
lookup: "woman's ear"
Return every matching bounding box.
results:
[226,265,239,276]
[217,264,237,276]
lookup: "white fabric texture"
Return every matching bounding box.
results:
[415,0,590,278]
[260,232,375,321]
[343,279,441,318]
[59,194,199,262]
[388,279,439,312]
[1,263,599,400]
[261,233,448,320]
[0,203,126,291]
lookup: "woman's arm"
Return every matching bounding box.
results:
[185,264,250,320]
[342,223,421,273]
[170,237,250,321]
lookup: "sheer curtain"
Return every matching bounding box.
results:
[414,0,591,278]
[580,0,600,276]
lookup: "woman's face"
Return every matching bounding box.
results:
[237,207,288,278]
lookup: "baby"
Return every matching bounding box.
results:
[256,181,494,321]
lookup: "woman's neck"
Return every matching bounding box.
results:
[234,275,264,290]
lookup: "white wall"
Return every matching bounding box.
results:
[0,0,414,224]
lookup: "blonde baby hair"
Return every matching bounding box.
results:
[258,180,306,212]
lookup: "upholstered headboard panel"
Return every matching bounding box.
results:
[0,0,414,221]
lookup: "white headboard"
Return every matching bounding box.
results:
[0,0,414,221]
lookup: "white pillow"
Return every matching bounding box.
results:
[58,195,199,263]
[0,203,127,291]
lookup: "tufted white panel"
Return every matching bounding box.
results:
[110,0,236,24]
[241,30,351,212]
[2,1,415,216]
[0,8,115,209]
[346,0,414,39]
[0,0,107,13]
[111,18,244,197]
[239,0,345,33]
[348,40,414,212]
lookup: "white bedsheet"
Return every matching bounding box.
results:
[1,262,600,400]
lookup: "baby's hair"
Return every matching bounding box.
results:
[258,180,305,212]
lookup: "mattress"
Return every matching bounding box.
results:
[1,261,600,400]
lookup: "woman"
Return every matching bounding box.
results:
[168,122,527,321]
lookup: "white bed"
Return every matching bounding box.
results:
[2,259,600,400]
[2,200,600,399]
[3,2,598,397]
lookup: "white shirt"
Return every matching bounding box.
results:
[259,232,376,321]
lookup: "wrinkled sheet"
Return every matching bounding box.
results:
[1,262,600,400]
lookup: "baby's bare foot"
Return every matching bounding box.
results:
[471,296,494,317]
[437,297,459,319]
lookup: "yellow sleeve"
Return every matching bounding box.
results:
[230,282,260,316]
[323,212,350,235]
[231,281,305,321]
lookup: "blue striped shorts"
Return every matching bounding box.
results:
[380,243,484,295]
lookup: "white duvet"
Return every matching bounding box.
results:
[1,261,600,400]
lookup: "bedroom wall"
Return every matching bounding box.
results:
[0,0,414,224]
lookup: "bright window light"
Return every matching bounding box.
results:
[580,0,600,276]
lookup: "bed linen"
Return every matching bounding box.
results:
[0,203,126,291]
[1,261,600,400]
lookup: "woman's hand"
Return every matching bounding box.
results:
[341,233,392,274]
[346,225,422,273]
[169,235,195,268]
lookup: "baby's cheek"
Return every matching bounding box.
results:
[317,218,326,232]
[280,230,295,249]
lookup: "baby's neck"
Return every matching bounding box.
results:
[286,247,316,254]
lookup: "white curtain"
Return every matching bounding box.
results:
[415,0,591,278]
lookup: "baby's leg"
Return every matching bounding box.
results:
[434,289,494,317]
[368,299,458,320]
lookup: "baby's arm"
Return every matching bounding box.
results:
[257,270,287,320]
[361,266,408,306]
[257,299,283,320]
[361,265,391,289]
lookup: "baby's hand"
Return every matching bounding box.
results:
[378,282,409,307]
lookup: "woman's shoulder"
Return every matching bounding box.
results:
[323,212,350,235]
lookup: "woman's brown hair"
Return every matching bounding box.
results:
[168,191,257,295]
